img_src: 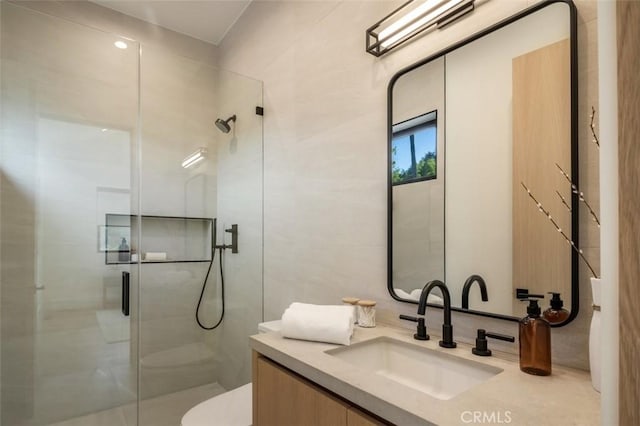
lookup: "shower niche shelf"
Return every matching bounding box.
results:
[104,214,213,265]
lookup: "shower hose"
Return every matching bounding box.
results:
[195,246,225,330]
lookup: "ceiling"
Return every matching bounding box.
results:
[91,0,252,45]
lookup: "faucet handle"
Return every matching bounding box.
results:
[399,315,429,341]
[472,329,515,356]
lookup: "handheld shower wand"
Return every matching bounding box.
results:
[195,219,239,330]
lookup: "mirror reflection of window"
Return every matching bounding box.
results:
[392,111,437,185]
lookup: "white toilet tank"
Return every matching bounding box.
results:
[181,321,281,426]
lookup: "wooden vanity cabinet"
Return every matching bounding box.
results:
[252,351,390,426]
[347,408,389,426]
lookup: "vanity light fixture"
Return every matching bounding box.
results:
[181,148,207,169]
[366,0,475,57]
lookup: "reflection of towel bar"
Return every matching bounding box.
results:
[122,271,130,316]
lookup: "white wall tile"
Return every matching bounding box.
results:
[219,0,599,370]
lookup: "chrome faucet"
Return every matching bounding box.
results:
[419,280,456,348]
[461,274,488,310]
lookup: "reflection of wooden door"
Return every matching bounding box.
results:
[512,39,571,315]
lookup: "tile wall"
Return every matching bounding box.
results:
[218,0,599,370]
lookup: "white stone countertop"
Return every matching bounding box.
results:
[250,324,600,426]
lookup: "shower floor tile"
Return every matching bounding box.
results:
[47,382,227,426]
[35,367,133,424]
[47,406,127,426]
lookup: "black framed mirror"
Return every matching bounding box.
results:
[387,0,578,326]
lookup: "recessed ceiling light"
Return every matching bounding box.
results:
[114,41,128,49]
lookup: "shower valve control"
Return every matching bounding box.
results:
[225,224,239,254]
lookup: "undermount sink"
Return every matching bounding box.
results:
[325,336,503,400]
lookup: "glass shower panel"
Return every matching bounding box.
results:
[210,68,264,392]
[138,47,263,426]
[1,4,139,425]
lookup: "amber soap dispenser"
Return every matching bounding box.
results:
[519,299,551,376]
[543,292,570,325]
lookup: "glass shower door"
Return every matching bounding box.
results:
[1,4,140,425]
[1,4,264,426]
[137,47,264,426]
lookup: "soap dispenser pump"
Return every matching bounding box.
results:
[118,238,130,262]
[543,292,570,325]
[519,299,551,376]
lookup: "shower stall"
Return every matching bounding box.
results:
[0,3,263,425]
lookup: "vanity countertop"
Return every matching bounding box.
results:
[250,324,600,426]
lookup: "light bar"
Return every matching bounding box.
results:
[182,148,207,169]
[366,0,475,57]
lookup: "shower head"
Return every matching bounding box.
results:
[215,115,236,133]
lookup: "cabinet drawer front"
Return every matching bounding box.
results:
[255,356,348,426]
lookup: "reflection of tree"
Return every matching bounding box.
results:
[392,146,402,183]
[393,150,436,184]
[417,152,436,178]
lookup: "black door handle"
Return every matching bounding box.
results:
[122,271,130,316]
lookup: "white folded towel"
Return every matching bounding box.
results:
[408,288,444,305]
[393,288,444,304]
[144,252,167,261]
[394,288,413,300]
[281,303,354,346]
[288,302,356,324]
